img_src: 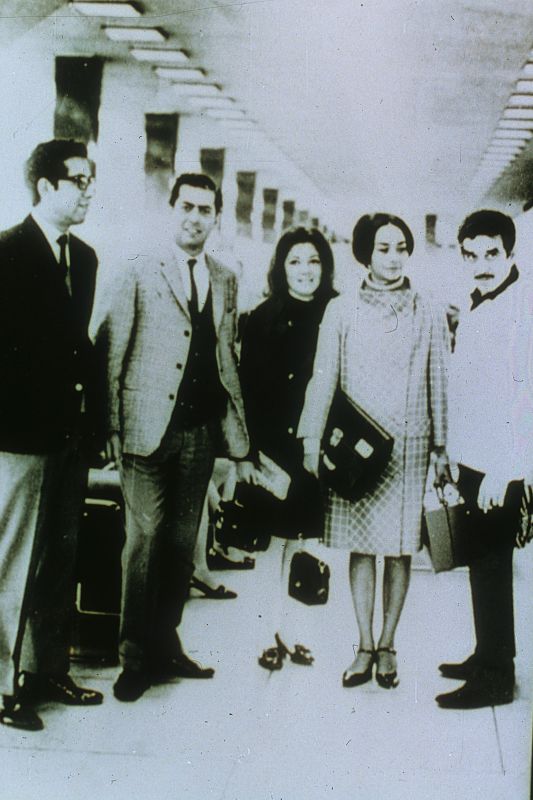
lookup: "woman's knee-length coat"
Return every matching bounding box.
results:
[297,280,449,555]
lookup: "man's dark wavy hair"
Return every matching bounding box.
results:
[25,139,89,205]
[169,173,223,214]
[458,209,515,256]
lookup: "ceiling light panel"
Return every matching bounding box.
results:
[503,108,533,119]
[103,26,166,42]
[187,96,236,108]
[508,94,533,107]
[70,1,141,15]
[522,63,533,77]
[204,109,246,119]
[170,83,221,96]
[498,119,533,129]
[493,130,532,140]
[131,48,188,63]
[155,67,205,81]
[516,80,533,93]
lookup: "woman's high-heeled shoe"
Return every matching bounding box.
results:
[342,648,375,687]
[258,646,285,671]
[375,646,399,689]
[274,633,314,666]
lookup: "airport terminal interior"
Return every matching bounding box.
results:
[0,1,533,798]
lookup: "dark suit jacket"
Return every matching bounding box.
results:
[0,215,99,454]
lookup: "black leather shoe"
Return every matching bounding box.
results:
[436,678,514,709]
[0,696,43,731]
[19,673,103,706]
[113,669,151,702]
[206,548,255,571]
[154,654,215,681]
[438,655,479,680]
[45,675,103,706]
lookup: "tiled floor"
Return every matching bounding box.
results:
[1,542,531,800]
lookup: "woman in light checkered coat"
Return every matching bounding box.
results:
[298,213,451,689]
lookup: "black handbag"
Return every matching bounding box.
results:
[288,550,330,605]
[213,482,275,553]
[320,389,394,501]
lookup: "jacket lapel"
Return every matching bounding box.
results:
[207,255,229,331]
[161,253,190,318]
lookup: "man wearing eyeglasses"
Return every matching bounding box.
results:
[0,139,103,731]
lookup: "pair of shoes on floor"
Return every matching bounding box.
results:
[0,695,43,732]
[19,672,103,706]
[113,669,152,703]
[342,646,399,689]
[206,548,255,571]
[189,576,237,600]
[258,634,314,671]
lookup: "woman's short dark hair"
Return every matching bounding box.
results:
[457,209,515,256]
[169,172,223,214]
[25,139,89,205]
[267,227,336,299]
[352,213,414,267]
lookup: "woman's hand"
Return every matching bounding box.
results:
[433,449,453,489]
[105,432,122,465]
[477,472,509,513]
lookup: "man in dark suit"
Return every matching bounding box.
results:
[94,173,249,702]
[0,139,103,731]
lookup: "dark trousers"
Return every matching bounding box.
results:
[119,424,214,672]
[457,464,521,676]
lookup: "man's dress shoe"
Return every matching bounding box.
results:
[20,673,103,706]
[153,653,215,682]
[436,677,514,709]
[438,655,479,681]
[113,669,151,702]
[0,696,43,731]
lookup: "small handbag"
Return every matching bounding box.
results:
[320,389,394,502]
[288,550,330,605]
[423,486,472,572]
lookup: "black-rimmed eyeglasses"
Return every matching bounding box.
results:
[60,174,95,191]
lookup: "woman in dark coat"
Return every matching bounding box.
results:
[239,226,336,670]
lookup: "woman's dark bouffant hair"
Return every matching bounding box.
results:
[267,227,336,299]
[352,213,414,267]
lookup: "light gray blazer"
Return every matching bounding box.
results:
[91,249,249,458]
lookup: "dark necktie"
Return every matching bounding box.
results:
[57,234,69,282]
[188,258,198,316]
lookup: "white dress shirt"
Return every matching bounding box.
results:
[173,246,210,312]
[447,276,533,481]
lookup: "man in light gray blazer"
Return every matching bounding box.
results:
[93,173,249,702]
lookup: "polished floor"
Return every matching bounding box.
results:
[1,541,532,800]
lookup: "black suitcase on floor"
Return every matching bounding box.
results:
[71,469,124,664]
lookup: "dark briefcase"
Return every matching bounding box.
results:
[320,390,394,502]
[288,550,330,605]
[423,488,472,573]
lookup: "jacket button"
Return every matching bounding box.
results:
[288,427,294,435]
[169,394,175,400]
[288,373,294,380]
[75,383,83,392]
[184,330,190,337]
[176,363,182,369]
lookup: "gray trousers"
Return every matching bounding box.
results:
[119,424,214,672]
[0,439,87,696]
